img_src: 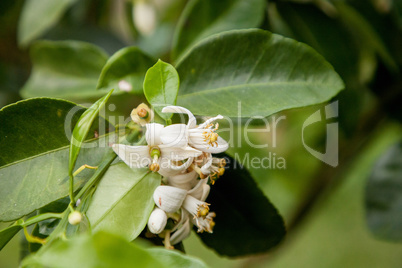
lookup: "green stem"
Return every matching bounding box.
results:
[69,175,74,204]
[21,213,63,227]
[75,153,117,200]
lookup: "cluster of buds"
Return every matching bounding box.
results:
[113,104,228,248]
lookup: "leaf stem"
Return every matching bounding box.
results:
[21,213,63,227]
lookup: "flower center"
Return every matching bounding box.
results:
[137,108,149,119]
[197,203,210,218]
[202,123,220,147]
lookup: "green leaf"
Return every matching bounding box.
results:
[143,60,180,121]
[147,247,207,268]
[0,224,22,251]
[0,98,115,221]
[176,29,344,117]
[172,0,266,61]
[366,140,402,242]
[69,90,113,177]
[96,47,155,94]
[21,232,207,268]
[20,41,109,100]
[18,0,78,47]
[86,163,160,241]
[197,154,286,256]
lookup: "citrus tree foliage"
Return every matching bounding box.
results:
[2,0,401,267]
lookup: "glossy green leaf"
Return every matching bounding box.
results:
[197,154,286,256]
[21,232,207,268]
[143,60,180,120]
[87,163,160,241]
[97,47,155,94]
[273,2,363,136]
[366,140,402,242]
[69,89,113,177]
[0,98,115,221]
[176,29,344,117]
[18,0,78,47]
[0,224,22,251]
[172,0,266,61]
[20,41,109,100]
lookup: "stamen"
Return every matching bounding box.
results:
[196,203,210,218]
[190,164,207,179]
[137,108,149,119]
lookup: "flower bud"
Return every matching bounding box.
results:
[147,208,168,234]
[153,186,187,213]
[68,211,82,225]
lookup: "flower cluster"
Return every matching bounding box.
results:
[112,105,228,248]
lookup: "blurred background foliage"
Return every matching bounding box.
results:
[1,0,402,267]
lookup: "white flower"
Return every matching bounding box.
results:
[161,106,229,153]
[147,207,168,234]
[112,123,201,173]
[152,178,215,241]
[198,153,226,185]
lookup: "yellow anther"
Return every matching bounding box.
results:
[200,208,209,217]
[149,163,160,172]
[210,132,218,143]
[209,220,216,230]
[219,158,226,167]
[218,167,225,176]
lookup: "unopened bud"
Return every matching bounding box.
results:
[147,208,168,234]
[68,211,82,225]
[153,186,187,213]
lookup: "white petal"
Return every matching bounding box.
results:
[160,124,188,148]
[182,195,208,218]
[147,208,167,234]
[188,179,209,200]
[153,186,187,213]
[160,146,202,161]
[198,115,224,129]
[170,219,191,245]
[157,157,194,177]
[198,136,229,154]
[112,144,151,168]
[168,171,198,190]
[200,184,211,202]
[145,123,164,146]
[162,106,197,128]
[200,154,213,175]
